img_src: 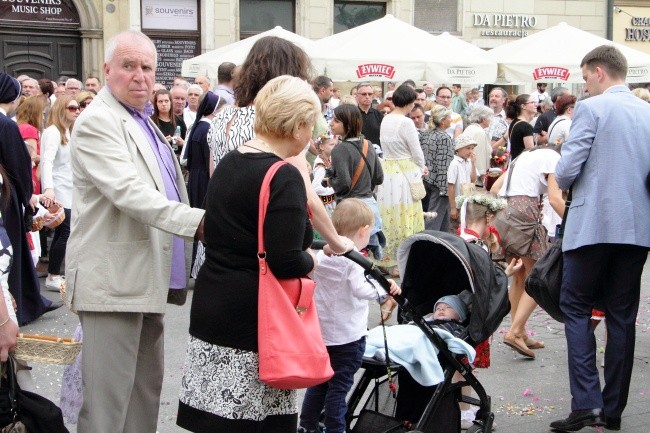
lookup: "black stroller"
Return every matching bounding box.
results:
[339,230,510,433]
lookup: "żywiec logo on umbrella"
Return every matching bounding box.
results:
[533,67,570,81]
[356,64,396,79]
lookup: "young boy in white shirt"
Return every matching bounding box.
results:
[447,135,478,231]
[298,198,401,433]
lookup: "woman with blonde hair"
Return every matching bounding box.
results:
[75,91,94,113]
[420,105,455,230]
[178,76,321,432]
[40,94,78,292]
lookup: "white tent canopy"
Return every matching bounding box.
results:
[307,15,497,83]
[486,22,650,84]
[181,26,315,78]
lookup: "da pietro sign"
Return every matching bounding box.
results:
[473,13,538,37]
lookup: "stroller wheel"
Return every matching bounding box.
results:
[466,425,483,433]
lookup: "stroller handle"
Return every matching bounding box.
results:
[310,240,407,306]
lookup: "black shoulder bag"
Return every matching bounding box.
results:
[524,189,572,323]
[1,356,69,433]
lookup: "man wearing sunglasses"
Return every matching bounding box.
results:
[355,82,383,147]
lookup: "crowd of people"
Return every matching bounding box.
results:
[0,31,648,433]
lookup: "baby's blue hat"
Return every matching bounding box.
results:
[435,295,468,322]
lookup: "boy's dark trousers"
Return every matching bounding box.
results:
[299,337,366,433]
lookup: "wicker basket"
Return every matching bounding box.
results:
[14,333,82,365]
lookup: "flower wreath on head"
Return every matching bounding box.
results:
[456,193,507,253]
[455,193,507,214]
[315,131,336,145]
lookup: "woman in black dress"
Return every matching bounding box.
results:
[186,91,220,209]
[177,76,321,433]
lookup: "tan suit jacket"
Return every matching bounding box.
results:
[66,88,204,313]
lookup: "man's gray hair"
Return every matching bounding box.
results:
[105,30,158,65]
[550,86,569,103]
[65,78,82,88]
[468,105,494,124]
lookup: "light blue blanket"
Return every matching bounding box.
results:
[363,324,476,387]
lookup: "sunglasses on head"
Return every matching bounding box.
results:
[66,105,80,112]
[79,101,90,109]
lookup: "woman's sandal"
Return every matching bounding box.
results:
[523,334,545,349]
[503,331,535,359]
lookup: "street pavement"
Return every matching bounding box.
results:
[21,257,650,433]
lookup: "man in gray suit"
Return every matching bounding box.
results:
[551,45,650,432]
[67,30,205,432]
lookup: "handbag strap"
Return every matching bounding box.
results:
[546,118,567,142]
[257,160,289,270]
[349,139,369,192]
[257,161,314,312]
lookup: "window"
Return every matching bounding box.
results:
[240,0,294,39]
[333,1,386,34]
[413,0,458,33]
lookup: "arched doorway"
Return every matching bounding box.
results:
[0,0,101,80]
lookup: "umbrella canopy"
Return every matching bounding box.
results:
[486,22,650,83]
[181,26,315,78]
[307,15,497,83]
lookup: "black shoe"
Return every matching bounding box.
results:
[604,416,621,431]
[167,288,188,306]
[44,300,63,313]
[550,409,604,432]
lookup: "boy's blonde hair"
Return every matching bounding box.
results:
[331,198,374,238]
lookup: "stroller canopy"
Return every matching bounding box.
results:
[397,230,510,343]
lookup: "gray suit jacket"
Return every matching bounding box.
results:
[555,85,650,252]
[66,88,204,313]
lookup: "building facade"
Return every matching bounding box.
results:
[0,0,631,86]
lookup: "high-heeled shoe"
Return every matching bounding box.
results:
[503,331,535,359]
[523,334,545,349]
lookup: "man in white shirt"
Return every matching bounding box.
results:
[530,82,549,112]
[184,84,202,128]
[436,86,463,138]
[487,87,509,150]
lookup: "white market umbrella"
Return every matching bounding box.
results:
[486,22,650,84]
[181,26,315,78]
[307,15,497,83]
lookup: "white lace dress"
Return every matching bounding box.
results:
[191,106,256,278]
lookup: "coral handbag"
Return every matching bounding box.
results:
[257,161,334,389]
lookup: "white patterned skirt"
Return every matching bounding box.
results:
[179,335,297,421]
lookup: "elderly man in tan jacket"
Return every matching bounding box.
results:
[66,30,205,432]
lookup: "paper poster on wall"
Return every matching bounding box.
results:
[142,0,198,31]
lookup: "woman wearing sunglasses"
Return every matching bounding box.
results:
[40,94,78,293]
[75,91,95,112]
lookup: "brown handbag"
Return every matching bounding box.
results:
[493,155,542,257]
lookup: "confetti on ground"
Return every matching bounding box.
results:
[495,402,557,417]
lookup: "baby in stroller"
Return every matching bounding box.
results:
[423,294,469,339]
